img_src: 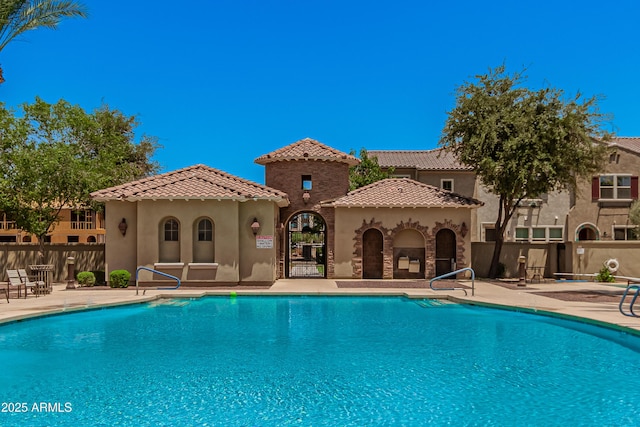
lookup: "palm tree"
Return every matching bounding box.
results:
[0,0,87,83]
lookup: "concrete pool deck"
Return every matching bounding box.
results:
[1,279,639,334]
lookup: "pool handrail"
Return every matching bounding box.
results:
[429,267,475,296]
[619,283,640,317]
[135,266,181,295]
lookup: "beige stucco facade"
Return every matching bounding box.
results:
[103,198,281,286]
[567,144,640,242]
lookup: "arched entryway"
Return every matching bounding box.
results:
[287,212,326,278]
[576,223,598,241]
[435,228,456,276]
[363,228,384,279]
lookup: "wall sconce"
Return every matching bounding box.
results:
[303,191,310,203]
[251,218,261,235]
[118,218,128,236]
[460,222,468,238]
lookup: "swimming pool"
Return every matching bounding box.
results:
[1,296,639,426]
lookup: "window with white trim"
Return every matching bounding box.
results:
[482,223,496,242]
[515,228,529,241]
[441,179,454,192]
[164,219,179,241]
[599,175,631,199]
[515,226,563,242]
[614,226,637,241]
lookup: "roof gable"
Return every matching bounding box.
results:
[91,164,289,206]
[607,137,640,155]
[255,137,359,166]
[328,178,482,208]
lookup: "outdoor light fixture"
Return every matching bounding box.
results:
[251,218,261,235]
[118,218,128,236]
[460,222,468,238]
[303,191,311,203]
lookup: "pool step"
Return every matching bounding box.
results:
[415,299,450,308]
[148,299,190,308]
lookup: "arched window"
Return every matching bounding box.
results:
[197,219,213,241]
[159,218,181,262]
[193,218,215,263]
[164,219,179,241]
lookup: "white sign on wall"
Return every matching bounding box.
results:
[256,235,273,249]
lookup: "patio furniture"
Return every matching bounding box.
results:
[0,284,7,303]
[28,265,53,294]
[18,269,45,297]
[527,266,544,283]
[6,269,25,299]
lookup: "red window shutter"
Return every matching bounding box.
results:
[591,176,600,201]
[632,176,638,200]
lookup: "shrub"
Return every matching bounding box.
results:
[109,269,131,288]
[596,266,615,283]
[77,271,96,287]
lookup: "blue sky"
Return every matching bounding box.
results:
[2,0,639,184]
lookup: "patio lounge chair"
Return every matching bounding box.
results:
[18,269,44,297]
[0,283,7,303]
[6,269,25,299]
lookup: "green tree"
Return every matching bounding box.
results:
[349,148,394,191]
[440,65,609,278]
[0,0,87,83]
[0,97,160,257]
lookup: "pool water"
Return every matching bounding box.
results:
[1,296,640,426]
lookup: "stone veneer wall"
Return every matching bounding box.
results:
[351,218,467,279]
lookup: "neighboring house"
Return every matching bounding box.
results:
[370,148,571,244]
[568,137,640,242]
[0,208,105,243]
[92,138,482,285]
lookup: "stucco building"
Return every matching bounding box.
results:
[370,148,571,244]
[568,137,640,241]
[92,138,482,286]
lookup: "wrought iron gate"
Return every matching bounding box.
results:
[287,212,326,278]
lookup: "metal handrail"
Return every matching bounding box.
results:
[136,266,181,295]
[619,284,640,317]
[429,267,475,296]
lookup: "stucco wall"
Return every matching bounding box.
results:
[105,199,279,285]
[0,243,104,282]
[568,147,640,241]
[333,207,473,279]
[416,170,475,198]
[566,241,640,279]
[475,184,571,243]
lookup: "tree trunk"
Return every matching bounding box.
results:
[488,234,505,279]
[37,235,46,263]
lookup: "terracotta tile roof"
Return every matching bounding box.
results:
[91,164,289,206]
[255,137,360,166]
[328,178,482,208]
[608,137,640,155]
[368,148,472,171]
